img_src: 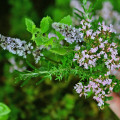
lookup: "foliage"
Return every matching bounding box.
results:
[4,0,118,109]
[0,0,119,108]
[0,0,120,120]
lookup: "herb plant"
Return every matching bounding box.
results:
[0,0,120,109]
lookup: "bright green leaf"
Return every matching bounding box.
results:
[25,18,36,33]
[50,48,69,55]
[56,31,65,40]
[0,103,11,120]
[34,36,48,46]
[31,28,40,41]
[45,37,55,46]
[35,34,56,46]
[60,15,72,25]
[40,16,53,33]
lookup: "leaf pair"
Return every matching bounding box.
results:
[25,16,53,46]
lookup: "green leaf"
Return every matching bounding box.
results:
[20,77,31,87]
[50,48,69,55]
[87,90,93,98]
[34,36,48,46]
[25,18,36,33]
[45,37,55,46]
[73,8,84,20]
[31,28,40,41]
[60,15,72,25]
[43,51,62,63]
[90,67,92,73]
[36,78,45,85]
[56,31,65,40]
[0,103,11,120]
[113,81,120,92]
[105,96,113,101]
[34,36,56,46]
[40,16,53,33]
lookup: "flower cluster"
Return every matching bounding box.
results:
[52,22,84,44]
[73,21,118,70]
[33,46,44,64]
[0,34,33,58]
[70,0,120,34]
[0,34,44,63]
[73,20,120,107]
[74,75,116,107]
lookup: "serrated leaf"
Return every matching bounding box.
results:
[25,18,36,33]
[34,36,49,46]
[45,37,56,46]
[60,15,72,25]
[40,16,53,33]
[50,48,69,55]
[43,51,62,63]
[34,31,57,46]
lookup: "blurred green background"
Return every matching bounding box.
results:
[0,0,120,120]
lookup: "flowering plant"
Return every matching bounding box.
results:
[0,0,120,109]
